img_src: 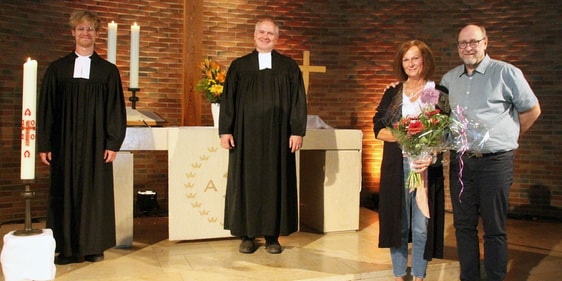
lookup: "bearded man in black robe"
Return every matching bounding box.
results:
[219,18,307,254]
[37,10,126,264]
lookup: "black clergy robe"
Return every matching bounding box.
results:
[219,50,307,238]
[37,51,126,257]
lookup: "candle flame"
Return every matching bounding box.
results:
[27,57,31,62]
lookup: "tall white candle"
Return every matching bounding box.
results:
[107,21,117,64]
[21,58,37,180]
[130,22,140,88]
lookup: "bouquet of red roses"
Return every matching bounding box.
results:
[389,87,450,191]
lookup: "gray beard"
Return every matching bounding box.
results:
[462,56,478,66]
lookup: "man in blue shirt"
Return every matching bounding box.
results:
[440,24,541,281]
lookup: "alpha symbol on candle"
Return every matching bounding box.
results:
[21,119,36,147]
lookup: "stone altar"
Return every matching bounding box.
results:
[114,126,362,243]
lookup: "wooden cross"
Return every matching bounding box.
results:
[299,51,326,96]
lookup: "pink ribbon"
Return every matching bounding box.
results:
[414,169,430,219]
[455,105,468,202]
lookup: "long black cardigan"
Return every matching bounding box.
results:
[372,83,446,260]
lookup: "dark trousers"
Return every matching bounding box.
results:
[449,150,514,281]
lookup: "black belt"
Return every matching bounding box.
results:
[463,150,511,158]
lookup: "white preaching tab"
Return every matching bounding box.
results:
[73,54,91,79]
[258,52,272,70]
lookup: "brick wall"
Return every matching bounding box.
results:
[0,0,183,222]
[1,0,561,223]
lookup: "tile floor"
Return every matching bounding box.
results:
[1,208,561,281]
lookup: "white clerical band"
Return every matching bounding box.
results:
[258,52,272,70]
[73,55,91,79]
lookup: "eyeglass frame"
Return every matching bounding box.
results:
[457,38,486,49]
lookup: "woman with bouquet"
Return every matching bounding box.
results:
[372,40,448,281]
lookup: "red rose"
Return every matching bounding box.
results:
[425,109,441,117]
[407,120,424,135]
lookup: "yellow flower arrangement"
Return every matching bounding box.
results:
[196,58,227,103]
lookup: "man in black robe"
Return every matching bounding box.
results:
[219,18,307,254]
[37,10,126,264]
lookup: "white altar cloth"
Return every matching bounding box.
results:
[1,229,56,281]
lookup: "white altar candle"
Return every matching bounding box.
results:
[21,58,37,180]
[107,21,117,64]
[130,22,140,88]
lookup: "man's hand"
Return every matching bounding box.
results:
[220,134,235,149]
[289,135,303,153]
[39,152,51,165]
[384,81,400,92]
[104,150,117,163]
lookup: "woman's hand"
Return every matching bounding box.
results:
[408,153,435,172]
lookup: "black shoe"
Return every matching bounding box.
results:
[265,241,282,254]
[55,255,78,265]
[238,238,257,254]
[84,253,104,262]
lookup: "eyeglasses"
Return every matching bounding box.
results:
[457,38,485,49]
[76,26,96,33]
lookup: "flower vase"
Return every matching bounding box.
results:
[211,103,220,128]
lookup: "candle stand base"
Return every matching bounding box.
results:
[13,182,43,236]
[128,88,140,109]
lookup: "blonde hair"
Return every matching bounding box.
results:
[69,10,100,30]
